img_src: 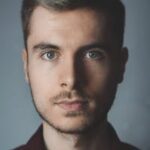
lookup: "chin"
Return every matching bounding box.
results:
[46,114,100,134]
[50,122,91,134]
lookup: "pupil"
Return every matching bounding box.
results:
[90,52,96,58]
[47,52,54,59]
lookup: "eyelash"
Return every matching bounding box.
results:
[41,50,59,61]
[85,50,105,60]
[40,49,105,61]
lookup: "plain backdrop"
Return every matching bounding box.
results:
[0,0,150,150]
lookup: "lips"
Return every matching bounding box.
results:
[56,100,88,111]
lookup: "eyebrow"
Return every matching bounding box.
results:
[79,43,110,52]
[32,42,110,52]
[33,42,59,51]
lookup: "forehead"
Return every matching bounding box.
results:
[28,6,111,50]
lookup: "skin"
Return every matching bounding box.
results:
[23,6,127,150]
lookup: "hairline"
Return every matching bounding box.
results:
[23,1,125,50]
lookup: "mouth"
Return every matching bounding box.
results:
[55,100,88,111]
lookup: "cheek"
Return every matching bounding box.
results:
[27,62,58,102]
[84,61,112,93]
[86,62,117,115]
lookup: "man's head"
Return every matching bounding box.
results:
[21,0,128,134]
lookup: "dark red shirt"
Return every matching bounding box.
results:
[13,124,140,150]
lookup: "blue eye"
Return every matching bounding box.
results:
[86,50,104,60]
[42,51,58,60]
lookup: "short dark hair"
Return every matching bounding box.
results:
[21,0,125,49]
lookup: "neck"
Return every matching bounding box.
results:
[43,120,112,150]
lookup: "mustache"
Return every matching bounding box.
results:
[50,91,90,103]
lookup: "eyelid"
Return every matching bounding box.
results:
[85,47,105,54]
[40,48,60,56]
[88,47,105,51]
[40,47,59,52]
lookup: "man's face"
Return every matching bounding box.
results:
[23,6,126,133]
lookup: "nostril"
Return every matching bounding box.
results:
[61,83,67,87]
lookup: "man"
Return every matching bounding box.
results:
[14,0,139,149]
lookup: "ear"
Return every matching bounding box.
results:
[22,49,29,83]
[117,47,128,83]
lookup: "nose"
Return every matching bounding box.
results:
[59,57,80,90]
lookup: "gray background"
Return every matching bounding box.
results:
[0,0,150,150]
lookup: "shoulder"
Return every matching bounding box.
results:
[12,145,27,150]
[12,125,46,150]
[119,142,140,150]
[108,122,140,150]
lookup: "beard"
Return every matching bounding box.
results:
[28,77,117,135]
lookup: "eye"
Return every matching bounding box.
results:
[85,50,104,60]
[42,50,58,61]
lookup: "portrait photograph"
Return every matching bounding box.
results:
[0,0,150,150]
